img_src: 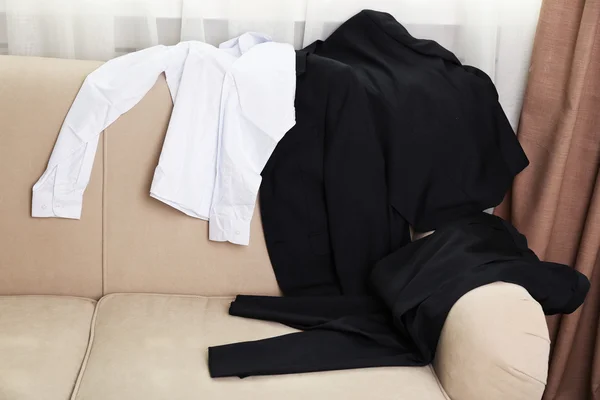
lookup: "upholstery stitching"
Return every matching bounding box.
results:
[523,331,551,343]
[428,364,452,400]
[69,299,101,399]
[100,292,237,301]
[0,295,96,304]
[506,365,548,386]
[102,127,108,296]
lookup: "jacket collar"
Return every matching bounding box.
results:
[296,51,307,76]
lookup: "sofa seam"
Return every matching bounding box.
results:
[100,292,238,301]
[102,127,108,296]
[428,364,452,400]
[0,294,97,304]
[70,298,101,399]
[505,364,548,386]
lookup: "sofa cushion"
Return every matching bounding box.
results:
[0,296,96,400]
[72,293,449,400]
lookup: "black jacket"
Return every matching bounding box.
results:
[260,51,408,296]
[304,10,529,231]
[260,10,529,298]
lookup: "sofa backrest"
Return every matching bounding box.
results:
[0,55,280,299]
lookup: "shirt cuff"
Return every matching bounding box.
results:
[208,214,251,246]
[32,189,83,219]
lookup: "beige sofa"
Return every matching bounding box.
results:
[0,55,551,400]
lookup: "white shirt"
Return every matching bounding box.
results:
[31,33,296,245]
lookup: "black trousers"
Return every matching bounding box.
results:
[208,214,590,378]
[209,297,415,378]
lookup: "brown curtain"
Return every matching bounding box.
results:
[494,0,600,399]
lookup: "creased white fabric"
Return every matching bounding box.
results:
[31,32,296,245]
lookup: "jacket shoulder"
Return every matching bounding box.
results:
[305,53,357,83]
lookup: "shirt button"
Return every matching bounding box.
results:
[55,203,61,208]
[41,205,47,210]
[235,231,240,235]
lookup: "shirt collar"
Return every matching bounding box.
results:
[219,32,272,56]
[231,42,297,140]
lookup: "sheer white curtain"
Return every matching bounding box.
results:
[0,0,541,127]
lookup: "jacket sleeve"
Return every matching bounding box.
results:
[32,44,184,219]
[323,68,392,295]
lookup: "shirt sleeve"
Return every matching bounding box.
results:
[32,44,183,219]
[208,43,296,245]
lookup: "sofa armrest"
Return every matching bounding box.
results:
[433,282,550,400]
